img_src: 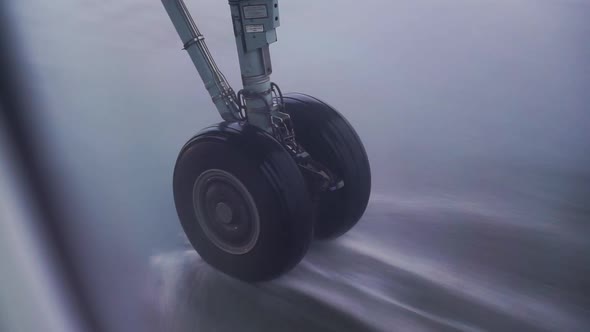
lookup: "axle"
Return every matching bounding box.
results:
[161,0,280,131]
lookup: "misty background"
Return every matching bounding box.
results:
[4,0,590,331]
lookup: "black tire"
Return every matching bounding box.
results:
[173,122,314,282]
[283,93,371,239]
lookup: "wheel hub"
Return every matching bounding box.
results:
[192,169,260,255]
[215,202,233,225]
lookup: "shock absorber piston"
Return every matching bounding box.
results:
[228,0,280,131]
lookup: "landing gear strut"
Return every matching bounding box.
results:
[163,0,371,281]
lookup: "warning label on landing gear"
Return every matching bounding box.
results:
[243,5,268,19]
[245,24,264,33]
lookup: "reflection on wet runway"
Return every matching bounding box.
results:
[147,196,589,332]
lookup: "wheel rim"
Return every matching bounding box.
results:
[192,169,260,255]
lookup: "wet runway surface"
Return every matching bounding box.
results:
[148,194,589,332]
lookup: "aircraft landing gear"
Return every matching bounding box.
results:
[163,0,371,281]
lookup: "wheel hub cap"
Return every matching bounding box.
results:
[215,202,233,225]
[192,169,260,255]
